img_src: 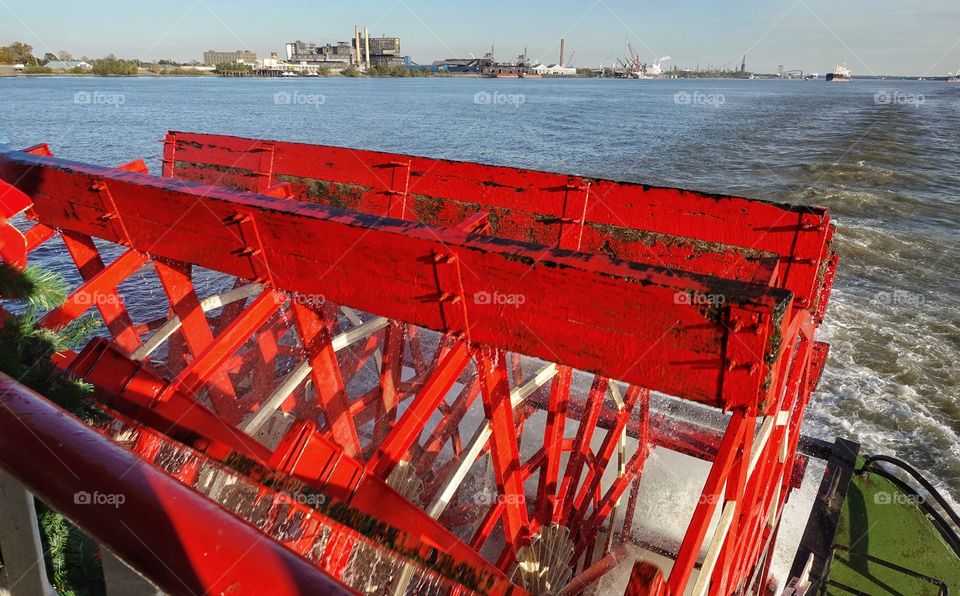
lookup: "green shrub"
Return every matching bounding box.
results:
[90,58,138,76]
[0,262,105,595]
[214,61,252,74]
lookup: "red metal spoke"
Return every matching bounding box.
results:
[246,322,283,402]
[406,326,428,375]
[710,413,756,595]
[536,365,572,525]
[573,388,652,561]
[58,232,144,353]
[574,450,649,562]
[373,319,405,447]
[212,277,253,335]
[420,377,480,476]
[336,332,380,384]
[290,301,363,458]
[0,178,31,269]
[568,385,647,529]
[475,346,530,557]
[469,501,505,552]
[161,290,281,412]
[152,259,215,355]
[618,476,643,547]
[40,246,147,346]
[23,223,55,252]
[555,375,609,524]
[368,340,470,479]
[152,257,239,405]
[667,410,754,594]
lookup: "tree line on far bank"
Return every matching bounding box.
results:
[5,40,454,78]
[0,41,202,75]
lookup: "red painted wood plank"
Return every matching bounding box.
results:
[0,151,792,409]
[165,131,831,303]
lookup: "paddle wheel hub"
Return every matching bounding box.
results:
[0,131,837,594]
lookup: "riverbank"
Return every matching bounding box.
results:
[3,69,948,80]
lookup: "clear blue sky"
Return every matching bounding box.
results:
[1,0,957,75]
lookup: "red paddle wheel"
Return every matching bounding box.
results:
[0,132,836,594]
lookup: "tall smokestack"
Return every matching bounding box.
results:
[364,27,371,70]
[354,26,361,66]
[560,38,565,67]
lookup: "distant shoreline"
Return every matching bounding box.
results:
[0,71,949,81]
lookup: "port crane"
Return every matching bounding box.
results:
[621,39,670,78]
[626,38,643,76]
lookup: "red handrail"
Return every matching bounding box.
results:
[0,372,354,596]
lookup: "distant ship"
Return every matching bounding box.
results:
[630,56,671,79]
[949,67,959,83]
[623,39,671,80]
[826,64,851,82]
[804,72,820,80]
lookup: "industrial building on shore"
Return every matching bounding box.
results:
[203,32,579,77]
[203,27,401,75]
[202,49,257,66]
[285,41,355,70]
[285,28,402,72]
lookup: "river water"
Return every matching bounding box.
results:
[1,76,958,502]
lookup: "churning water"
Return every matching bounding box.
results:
[1,75,958,503]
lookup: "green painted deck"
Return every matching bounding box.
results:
[825,463,960,595]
